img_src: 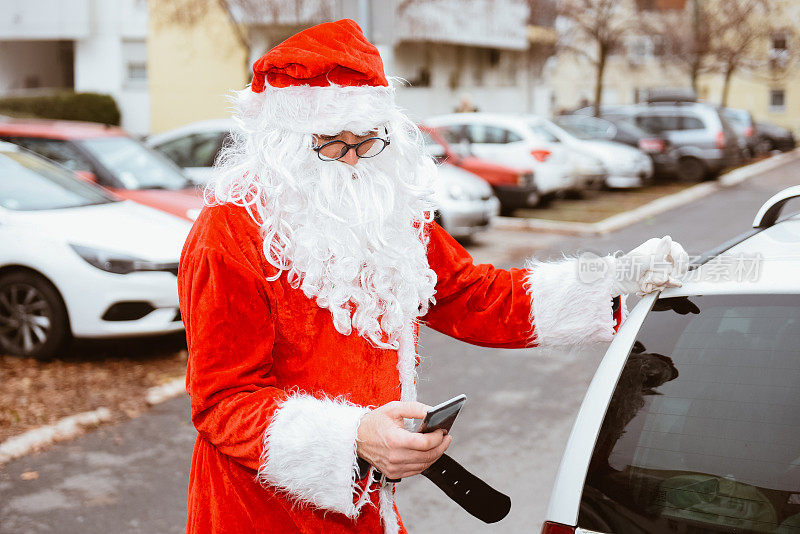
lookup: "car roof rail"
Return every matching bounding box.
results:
[753,185,800,228]
[690,185,800,270]
[688,228,763,270]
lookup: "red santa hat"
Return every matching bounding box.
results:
[244,19,397,136]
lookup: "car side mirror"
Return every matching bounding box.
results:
[74,170,98,184]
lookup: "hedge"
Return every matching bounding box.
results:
[0,91,121,125]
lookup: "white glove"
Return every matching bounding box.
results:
[611,236,689,296]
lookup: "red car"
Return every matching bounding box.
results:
[419,125,539,215]
[0,118,202,221]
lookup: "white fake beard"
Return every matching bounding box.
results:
[257,150,438,350]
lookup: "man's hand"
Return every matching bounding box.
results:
[356,401,452,480]
[611,235,689,296]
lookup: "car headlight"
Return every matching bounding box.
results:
[70,244,176,275]
[447,184,470,200]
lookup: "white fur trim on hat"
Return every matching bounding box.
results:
[525,256,616,346]
[257,393,370,517]
[239,83,397,136]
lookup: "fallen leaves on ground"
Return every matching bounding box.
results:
[0,333,188,443]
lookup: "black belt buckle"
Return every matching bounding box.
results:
[355,457,401,484]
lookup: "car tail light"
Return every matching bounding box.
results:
[531,149,551,162]
[715,130,726,149]
[541,521,576,534]
[744,126,755,138]
[638,138,666,153]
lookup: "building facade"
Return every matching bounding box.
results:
[544,0,800,133]
[147,0,557,133]
[0,0,150,134]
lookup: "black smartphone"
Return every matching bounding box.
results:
[417,394,467,434]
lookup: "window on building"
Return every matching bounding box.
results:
[770,89,786,112]
[122,40,147,87]
[770,34,790,70]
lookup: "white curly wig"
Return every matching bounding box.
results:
[205,80,439,350]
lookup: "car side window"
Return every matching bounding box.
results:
[189,132,225,168]
[2,136,95,173]
[154,135,194,167]
[679,115,705,131]
[439,125,470,145]
[635,114,680,133]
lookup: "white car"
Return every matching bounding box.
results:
[543,186,800,534]
[147,119,500,239]
[431,163,500,240]
[532,116,654,189]
[424,113,584,199]
[145,118,232,185]
[0,143,191,359]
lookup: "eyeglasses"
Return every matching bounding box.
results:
[312,131,391,162]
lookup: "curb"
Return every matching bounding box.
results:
[0,376,187,467]
[0,408,112,466]
[494,149,800,237]
[145,376,187,405]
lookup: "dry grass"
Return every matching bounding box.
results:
[515,182,697,223]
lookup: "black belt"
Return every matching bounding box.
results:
[356,454,511,524]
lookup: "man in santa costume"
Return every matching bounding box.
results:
[178,19,687,534]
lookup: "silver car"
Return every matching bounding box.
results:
[581,102,741,182]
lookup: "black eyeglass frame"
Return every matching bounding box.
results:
[311,128,391,162]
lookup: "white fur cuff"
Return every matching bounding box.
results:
[526,256,616,346]
[258,394,370,517]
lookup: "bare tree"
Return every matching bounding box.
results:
[556,0,638,116]
[152,0,334,80]
[704,0,777,106]
[638,3,712,93]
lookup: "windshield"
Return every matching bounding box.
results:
[579,294,800,534]
[554,121,594,140]
[0,150,115,211]
[528,122,561,143]
[78,137,190,190]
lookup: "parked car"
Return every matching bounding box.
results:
[429,163,500,240]
[424,113,582,200]
[755,120,797,153]
[543,185,800,534]
[145,118,232,185]
[0,118,202,221]
[535,116,653,189]
[147,119,499,238]
[578,101,741,181]
[555,114,678,178]
[419,125,538,215]
[0,142,191,359]
[721,107,759,158]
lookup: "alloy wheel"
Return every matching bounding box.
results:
[0,282,53,356]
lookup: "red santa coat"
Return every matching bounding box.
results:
[178,203,622,534]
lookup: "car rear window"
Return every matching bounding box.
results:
[579,294,800,534]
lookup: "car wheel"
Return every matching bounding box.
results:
[0,272,70,360]
[676,157,705,182]
[755,137,773,156]
[499,205,516,217]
